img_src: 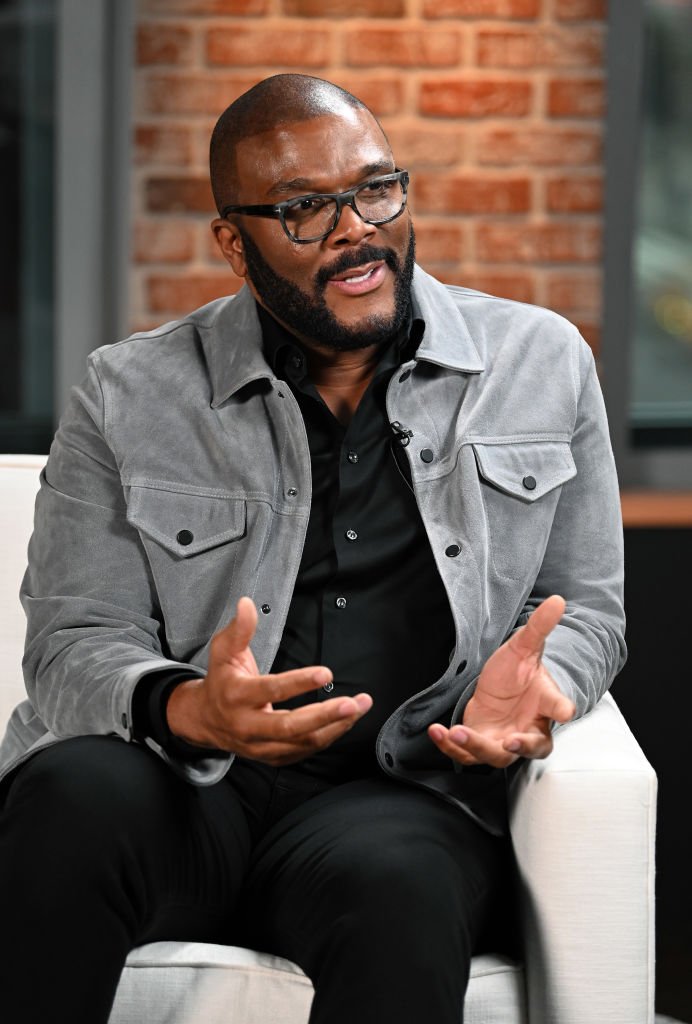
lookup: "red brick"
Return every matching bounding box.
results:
[476,222,601,262]
[546,270,602,313]
[139,0,267,14]
[477,126,602,166]
[283,0,404,13]
[573,319,600,354]
[554,0,607,19]
[134,221,197,264]
[455,271,536,303]
[546,175,602,212]
[420,79,532,118]
[345,29,461,68]
[146,176,215,214]
[330,75,405,116]
[413,222,466,263]
[384,123,465,167]
[477,27,603,69]
[413,173,530,214]
[141,74,260,116]
[424,0,539,15]
[206,27,332,68]
[137,24,193,66]
[147,272,242,314]
[135,125,195,167]
[548,78,605,118]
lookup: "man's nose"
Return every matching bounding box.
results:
[328,200,376,246]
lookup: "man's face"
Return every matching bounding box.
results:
[215,109,415,351]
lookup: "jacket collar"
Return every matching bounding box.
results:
[204,264,485,408]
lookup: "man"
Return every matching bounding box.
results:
[0,74,625,1023]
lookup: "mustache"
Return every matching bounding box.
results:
[315,245,400,289]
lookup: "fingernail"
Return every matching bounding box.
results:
[506,739,521,752]
[451,728,468,745]
[429,725,444,742]
[354,693,372,712]
[314,668,332,686]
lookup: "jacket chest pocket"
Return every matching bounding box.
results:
[126,485,247,644]
[472,441,576,581]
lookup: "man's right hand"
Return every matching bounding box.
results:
[166,596,372,765]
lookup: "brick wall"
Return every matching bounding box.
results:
[132,0,607,353]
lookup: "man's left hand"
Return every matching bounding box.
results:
[428,594,575,769]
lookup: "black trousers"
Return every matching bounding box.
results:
[0,737,516,1024]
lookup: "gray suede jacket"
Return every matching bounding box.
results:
[0,265,626,834]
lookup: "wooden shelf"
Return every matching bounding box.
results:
[621,492,692,527]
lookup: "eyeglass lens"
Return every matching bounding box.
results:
[284,177,406,241]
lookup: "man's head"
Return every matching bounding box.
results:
[210,75,415,352]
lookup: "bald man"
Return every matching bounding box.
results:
[0,75,625,1024]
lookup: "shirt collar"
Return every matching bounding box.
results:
[203,265,484,408]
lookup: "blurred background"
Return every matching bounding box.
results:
[1,0,690,1017]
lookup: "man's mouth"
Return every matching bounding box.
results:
[326,261,387,295]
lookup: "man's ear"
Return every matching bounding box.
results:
[211,217,247,278]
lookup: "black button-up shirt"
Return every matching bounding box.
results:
[259,304,455,780]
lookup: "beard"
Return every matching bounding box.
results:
[239,222,416,352]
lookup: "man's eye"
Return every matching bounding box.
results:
[362,179,394,195]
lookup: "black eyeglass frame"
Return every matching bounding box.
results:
[220,169,410,244]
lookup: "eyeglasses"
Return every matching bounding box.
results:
[221,169,409,244]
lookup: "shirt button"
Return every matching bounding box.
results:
[345,529,358,542]
[420,448,434,463]
[335,596,347,609]
[523,475,537,490]
[445,543,461,558]
[323,681,335,693]
[176,530,193,546]
[347,451,359,464]
[261,604,271,614]
[286,487,298,497]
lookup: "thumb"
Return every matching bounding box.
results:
[211,596,258,664]
[509,594,566,660]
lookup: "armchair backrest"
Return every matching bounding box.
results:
[0,455,47,731]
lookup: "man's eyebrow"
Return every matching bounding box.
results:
[267,161,396,198]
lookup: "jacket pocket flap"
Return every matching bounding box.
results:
[127,485,246,556]
[472,441,576,502]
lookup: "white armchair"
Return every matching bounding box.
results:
[0,455,656,1024]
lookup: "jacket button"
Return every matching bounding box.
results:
[445,543,461,557]
[261,604,271,614]
[335,596,347,609]
[522,475,537,490]
[176,530,193,546]
[420,448,434,463]
[384,752,394,767]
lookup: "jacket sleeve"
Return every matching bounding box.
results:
[514,334,627,721]
[20,353,233,785]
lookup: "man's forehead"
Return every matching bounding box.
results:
[233,110,393,195]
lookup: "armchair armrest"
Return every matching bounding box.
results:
[508,692,656,1024]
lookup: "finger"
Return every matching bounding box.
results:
[252,665,336,706]
[210,597,258,664]
[428,724,516,769]
[245,693,372,743]
[502,730,553,759]
[540,689,576,724]
[508,594,566,660]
